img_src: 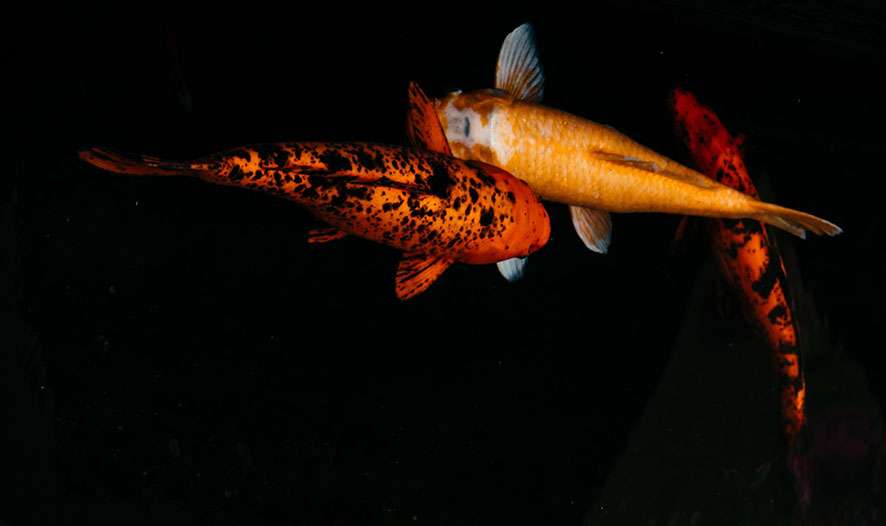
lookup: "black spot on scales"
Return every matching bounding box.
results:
[252,144,283,165]
[308,175,326,188]
[229,165,245,182]
[300,184,319,200]
[354,148,383,171]
[329,190,348,208]
[469,188,479,203]
[230,149,252,161]
[751,255,784,299]
[383,200,404,212]
[480,207,494,226]
[474,167,497,187]
[320,150,352,173]
[768,304,788,325]
[506,191,515,203]
[426,159,453,198]
[346,186,372,200]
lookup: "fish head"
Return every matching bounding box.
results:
[434,89,504,164]
[469,160,550,259]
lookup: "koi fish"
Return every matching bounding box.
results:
[671,88,813,506]
[425,23,841,281]
[671,88,806,447]
[78,83,550,300]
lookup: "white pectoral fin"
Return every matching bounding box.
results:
[495,23,545,102]
[497,257,528,282]
[570,206,612,254]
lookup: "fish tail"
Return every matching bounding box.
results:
[751,202,843,239]
[79,147,204,177]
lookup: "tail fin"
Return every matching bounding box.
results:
[753,202,843,239]
[79,147,201,177]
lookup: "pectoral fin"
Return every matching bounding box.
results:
[307,226,348,244]
[497,257,528,282]
[569,206,612,254]
[406,82,452,155]
[395,253,453,300]
[495,24,545,102]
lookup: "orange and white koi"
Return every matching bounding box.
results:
[79,83,550,300]
[426,23,841,281]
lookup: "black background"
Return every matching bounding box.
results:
[6,4,884,524]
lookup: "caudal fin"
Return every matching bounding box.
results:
[79,147,201,177]
[753,202,843,239]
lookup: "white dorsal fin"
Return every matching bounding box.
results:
[497,257,528,282]
[495,23,545,102]
[569,206,612,254]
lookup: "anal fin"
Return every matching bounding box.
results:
[307,227,348,244]
[569,206,612,254]
[395,253,453,300]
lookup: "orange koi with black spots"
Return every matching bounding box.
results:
[78,84,550,300]
[671,88,806,448]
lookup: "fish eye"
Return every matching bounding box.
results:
[463,116,470,137]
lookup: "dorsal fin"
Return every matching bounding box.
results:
[589,150,719,190]
[495,23,545,102]
[406,81,452,155]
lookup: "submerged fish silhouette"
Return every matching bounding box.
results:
[425,23,841,281]
[79,84,550,300]
[671,88,807,448]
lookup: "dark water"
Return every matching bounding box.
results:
[5,5,884,524]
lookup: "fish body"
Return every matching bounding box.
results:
[440,90,766,216]
[80,136,549,300]
[672,89,806,446]
[429,24,840,271]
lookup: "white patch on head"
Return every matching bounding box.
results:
[440,97,492,154]
[488,109,555,167]
[491,111,512,165]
